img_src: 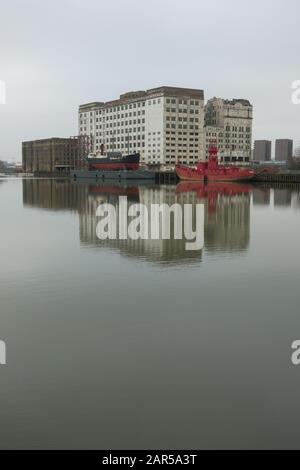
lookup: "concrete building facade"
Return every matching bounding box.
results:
[275,139,293,162]
[78,86,205,167]
[204,98,253,163]
[253,140,272,162]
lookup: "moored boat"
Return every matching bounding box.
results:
[86,152,140,171]
[176,145,255,182]
[176,164,205,182]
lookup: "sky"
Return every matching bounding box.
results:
[0,0,299,162]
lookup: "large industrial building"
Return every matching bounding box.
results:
[22,136,88,174]
[79,89,254,167]
[78,86,205,167]
[23,88,254,174]
[204,98,253,163]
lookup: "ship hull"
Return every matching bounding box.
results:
[88,162,140,171]
[206,174,255,182]
[87,153,140,171]
[176,165,255,182]
[176,165,205,181]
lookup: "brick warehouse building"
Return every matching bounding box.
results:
[22,136,90,174]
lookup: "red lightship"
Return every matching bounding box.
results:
[176,144,255,182]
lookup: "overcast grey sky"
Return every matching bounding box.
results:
[0,0,299,161]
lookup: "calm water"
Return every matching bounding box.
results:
[0,177,300,449]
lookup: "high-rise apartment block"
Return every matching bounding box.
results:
[275,139,293,162]
[78,87,205,166]
[253,140,272,162]
[204,98,253,162]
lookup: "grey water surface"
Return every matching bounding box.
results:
[0,178,300,449]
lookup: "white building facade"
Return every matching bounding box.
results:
[78,87,205,167]
[204,98,253,163]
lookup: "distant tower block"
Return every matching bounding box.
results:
[253,140,272,162]
[275,139,293,162]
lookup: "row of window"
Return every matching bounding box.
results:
[147,99,161,105]
[80,102,146,117]
[81,126,146,135]
[166,108,200,114]
[225,126,251,132]
[80,113,145,127]
[80,105,202,125]
[166,148,199,155]
[101,142,145,150]
[166,142,199,147]
[166,138,199,143]
[166,99,200,106]
[166,116,199,122]
[80,97,201,117]
[166,124,199,130]
[206,145,251,151]
[94,119,146,128]
[96,110,146,121]
[95,134,146,143]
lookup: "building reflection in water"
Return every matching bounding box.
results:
[80,183,206,265]
[251,184,300,211]
[252,187,271,206]
[22,179,252,265]
[292,191,300,210]
[176,182,251,254]
[23,178,84,213]
[274,188,292,207]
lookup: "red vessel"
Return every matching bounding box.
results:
[176,145,255,182]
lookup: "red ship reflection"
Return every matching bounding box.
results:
[89,185,139,198]
[176,181,252,213]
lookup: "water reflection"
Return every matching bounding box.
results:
[292,191,300,210]
[23,178,83,212]
[79,184,204,265]
[5,177,300,450]
[177,182,251,254]
[251,184,300,210]
[22,179,253,264]
[252,187,271,206]
[274,188,292,207]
